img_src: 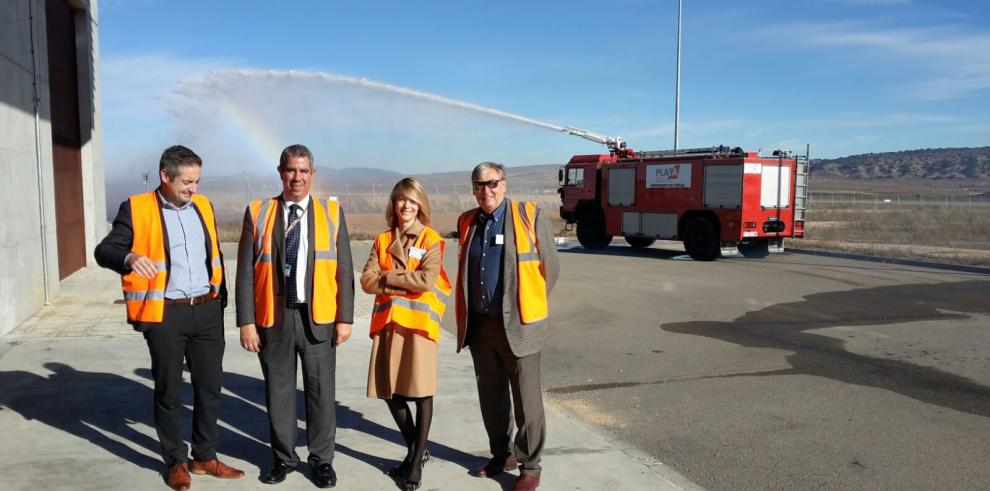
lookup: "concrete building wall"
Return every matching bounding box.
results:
[0,0,103,337]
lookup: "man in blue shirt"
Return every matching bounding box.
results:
[96,146,243,490]
[455,162,559,491]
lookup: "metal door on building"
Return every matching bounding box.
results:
[46,0,86,280]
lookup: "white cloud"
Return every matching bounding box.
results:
[102,53,241,122]
[806,112,958,128]
[762,21,990,101]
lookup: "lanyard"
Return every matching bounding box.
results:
[285,206,304,236]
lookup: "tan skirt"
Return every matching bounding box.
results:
[367,324,438,398]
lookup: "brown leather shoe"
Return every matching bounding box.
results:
[190,459,245,479]
[166,462,191,491]
[513,473,541,491]
[468,456,518,478]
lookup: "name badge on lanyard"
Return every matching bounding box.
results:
[494,234,505,245]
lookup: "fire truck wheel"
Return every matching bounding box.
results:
[625,236,656,249]
[577,210,612,249]
[738,238,770,258]
[684,218,720,261]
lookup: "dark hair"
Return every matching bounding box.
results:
[159,145,202,180]
[279,144,314,170]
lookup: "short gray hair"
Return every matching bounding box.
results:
[471,161,506,182]
[279,144,314,170]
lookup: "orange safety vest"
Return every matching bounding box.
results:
[456,200,548,324]
[369,227,451,342]
[122,192,223,323]
[249,197,340,328]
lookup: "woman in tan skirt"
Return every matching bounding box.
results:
[360,178,451,491]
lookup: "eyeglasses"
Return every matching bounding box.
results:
[472,179,503,190]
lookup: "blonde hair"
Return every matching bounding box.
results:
[385,177,431,228]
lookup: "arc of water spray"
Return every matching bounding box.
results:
[213,69,569,133]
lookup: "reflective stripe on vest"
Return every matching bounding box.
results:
[122,192,223,323]
[509,200,548,323]
[455,200,548,325]
[369,227,451,342]
[249,197,340,328]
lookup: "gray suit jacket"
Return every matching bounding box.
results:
[235,196,354,342]
[455,201,559,357]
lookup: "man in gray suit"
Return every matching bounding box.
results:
[454,162,559,491]
[236,144,354,488]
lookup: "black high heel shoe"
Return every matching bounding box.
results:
[388,450,430,478]
[403,460,424,491]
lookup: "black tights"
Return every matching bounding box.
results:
[386,395,433,480]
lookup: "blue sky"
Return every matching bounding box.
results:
[100,0,990,176]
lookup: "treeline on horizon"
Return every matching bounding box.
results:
[811,146,990,179]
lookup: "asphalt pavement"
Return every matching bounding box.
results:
[0,244,700,491]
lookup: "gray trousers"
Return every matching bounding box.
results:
[468,315,546,475]
[258,306,336,466]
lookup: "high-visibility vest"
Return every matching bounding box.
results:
[248,197,340,328]
[369,227,451,342]
[456,200,548,324]
[122,192,223,323]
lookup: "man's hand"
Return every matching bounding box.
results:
[240,324,260,352]
[334,322,352,346]
[125,253,158,279]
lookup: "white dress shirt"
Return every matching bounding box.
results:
[283,195,310,304]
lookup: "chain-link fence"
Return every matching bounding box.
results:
[808,191,988,208]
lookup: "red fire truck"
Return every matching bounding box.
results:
[557,128,807,260]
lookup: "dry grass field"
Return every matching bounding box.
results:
[792,203,990,266]
[198,174,990,268]
[214,191,561,242]
[794,177,990,266]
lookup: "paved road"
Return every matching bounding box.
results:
[15,238,984,490]
[524,240,990,490]
[1,243,697,491]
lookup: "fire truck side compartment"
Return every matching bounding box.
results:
[607,167,636,206]
[760,164,791,209]
[703,164,743,209]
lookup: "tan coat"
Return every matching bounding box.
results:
[361,220,444,398]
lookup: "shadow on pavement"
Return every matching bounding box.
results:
[558,245,684,259]
[187,371,479,475]
[661,280,990,418]
[0,362,491,483]
[0,363,164,473]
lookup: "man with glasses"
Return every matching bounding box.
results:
[453,162,559,491]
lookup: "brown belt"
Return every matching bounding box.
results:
[165,293,215,305]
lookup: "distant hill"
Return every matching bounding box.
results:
[810,147,990,179]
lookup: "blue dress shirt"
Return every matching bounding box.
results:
[159,193,211,299]
[468,199,507,316]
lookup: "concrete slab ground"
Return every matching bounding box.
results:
[0,256,700,491]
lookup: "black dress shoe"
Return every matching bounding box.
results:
[261,461,294,484]
[314,463,337,488]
